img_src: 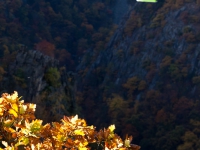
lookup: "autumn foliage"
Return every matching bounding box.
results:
[0,91,140,150]
[35,40,55,57]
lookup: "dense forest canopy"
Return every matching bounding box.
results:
[2,0,200,150]
[0,0,116,70]
[76,0,200,150]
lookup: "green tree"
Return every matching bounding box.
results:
[44,67,61,88]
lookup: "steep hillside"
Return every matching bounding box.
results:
[0,49,77,123]
[112,0,132,24]
[2,0,200,149]
[77,0,200,149]
[0,0,138,140]
[0,0,117,131]
[0,0,116,70]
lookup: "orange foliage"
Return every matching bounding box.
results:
[160,56,172,68]
[0,91,140,150]
[173,97,193,114]
[81,23,94,34]
[123,76,139,92]
[55,49,74,66]
[124,12,142,36]
[183,32,196,43]
[35,40,55,57]
[150,13,165,28]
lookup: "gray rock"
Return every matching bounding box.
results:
[1,49,77,123]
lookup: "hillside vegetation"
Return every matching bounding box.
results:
[2,0,200,149]
[0,0,116,69]
[0,0,117,131]
[76,0,200,149]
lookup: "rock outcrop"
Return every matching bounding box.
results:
[76,1,200,133]
[1,49,77,123]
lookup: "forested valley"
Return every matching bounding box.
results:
[1,0,200,149]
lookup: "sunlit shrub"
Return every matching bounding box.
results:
[0,91,140,150]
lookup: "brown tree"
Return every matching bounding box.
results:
[35,40,55,57]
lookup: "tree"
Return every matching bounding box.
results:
[44,67,61,88]
[124,12,142,36]
[35,40,55,57]
[123,76,139,98]
[177,119,200,150]
[0,91,140,150]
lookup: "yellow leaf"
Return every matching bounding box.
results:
[0,108,4,116]
[3,119,13,127]
[16,136,29,146]
[0,98,4,104]
[4,127,16,133]
[89,125,94,129]
[6,91,18,103]
[80,141,88,147]
[79,147,88,150]
[19,105,27,114]
[2,141,8,147]
[74,129,85,136]
[30,119,43,133]
[108,124,115,132]
[8,109,18,118]
[77,119,87,126]
[57,134,66,142]
[11,103,18,112]
[124,139,131,147]
[71,115,78,124]
[28,103,36,112]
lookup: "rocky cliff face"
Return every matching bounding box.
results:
[8,49,59,99]
[112,0,133,24]
[77,1,200,99]
[76,1,200,147]
[0,49,77,123]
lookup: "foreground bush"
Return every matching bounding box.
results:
[0,91,140,150]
